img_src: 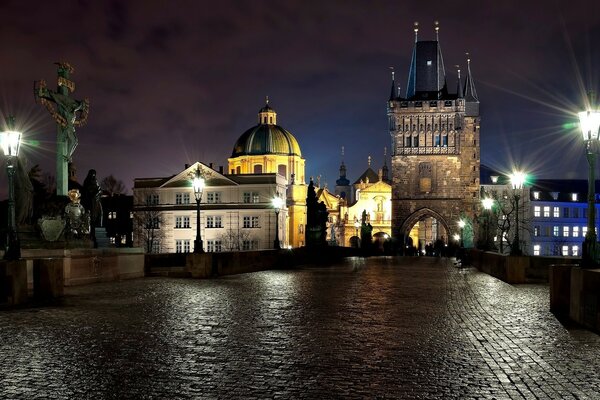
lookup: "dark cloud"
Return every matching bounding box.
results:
[0,0,598,195]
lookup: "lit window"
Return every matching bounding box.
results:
[583,226,588,236]
[563,226,569,237]
[206,216,222,228]
[543,207,550,217]
[242,216,258,228]
[533,245,540,256]
[426,60,432,66]
[243,192,260,203]
[572,193,578,201]
[109,237,116,244]
[534,206,541,217]
[562,245,569,256]
[108,211,117,219]
[553,207,559,218]
[553,226,559,237]
[534,226,540,237]
[572,246,579,256]
[533,191,540,200]
[573,226,579,237]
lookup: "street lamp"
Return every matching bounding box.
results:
[481,197,495,250]
[579,106,600,267]
[1,116,22,260]
[192,166,205,253]
[272,196,283,250]
[509,171,526,256]
[354,219,360,248]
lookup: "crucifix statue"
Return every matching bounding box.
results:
[35,62,90,196]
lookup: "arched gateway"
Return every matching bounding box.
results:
[387,26,481,253]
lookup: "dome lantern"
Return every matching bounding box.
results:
[258,96,277,125]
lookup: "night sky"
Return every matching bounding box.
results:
[0,0,599,195]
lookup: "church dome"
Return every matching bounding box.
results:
[231,102,302,157]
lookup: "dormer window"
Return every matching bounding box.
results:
[533,191,540,200]
[572,193,578,201]
[550,192,559,200]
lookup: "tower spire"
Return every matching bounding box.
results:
[456,65,463,98]
[413,22,419,42]
[389,67,395,100]
[464,55,479,102]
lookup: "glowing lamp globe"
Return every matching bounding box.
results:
[0,130,21,157]
[272,196,284,211]
[579,110,600,142]
[509,171,526,190]
[481,198,494,210]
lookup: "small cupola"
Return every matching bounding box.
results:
[258,97,277,125]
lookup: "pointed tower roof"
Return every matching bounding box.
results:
[464,57,478,102]
[405,22,447,100]
[456,66,463,98]
[389,68,396,101]
[463,56,480,116]
[336,146,350,186]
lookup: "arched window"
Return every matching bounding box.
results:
[278,164,287,177]
[434,134,440,147]
[254,164,263,173]
[236,166,241,174]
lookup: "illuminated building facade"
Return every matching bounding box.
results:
[388,25,480,251]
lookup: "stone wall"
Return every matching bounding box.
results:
[469,249,578,284]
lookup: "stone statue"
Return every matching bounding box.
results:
[14,157,33,226]
[35,62,90,196]
[82,169,103,227]
[64,189,90,237]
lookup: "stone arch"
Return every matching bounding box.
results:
[400,207,451,242]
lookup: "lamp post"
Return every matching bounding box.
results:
[354,220,360,248]
[509,171,526,256]
[272,196,283,250]
[579,105,600,267]
[481,197,495,250]
[192,166,205,253]
[1,116,22,260]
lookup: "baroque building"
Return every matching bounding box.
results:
[388,25,480,250]
[228,101,307,247]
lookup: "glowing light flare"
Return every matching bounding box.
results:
[271,196,284,211]
[509,171,526,190]
[458,220,466,229]
[481,198,494,210]
[578,110,600,142]
[453,234,460,242]
[0,130,22,157]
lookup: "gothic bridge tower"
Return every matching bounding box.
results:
[388,23,480,250]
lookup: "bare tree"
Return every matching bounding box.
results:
[132,191,164,253]
[218,228,251,251]
[133,210,165,253]
[486,186,532,255]
[101,175,127,196]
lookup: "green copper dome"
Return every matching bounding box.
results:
[232,103,302,157]
[232,124,302,157]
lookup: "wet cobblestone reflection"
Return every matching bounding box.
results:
[1,257,600,399]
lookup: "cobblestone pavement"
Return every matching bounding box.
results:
[1,257,600,399]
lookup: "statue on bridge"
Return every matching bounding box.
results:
[35,62,90,197]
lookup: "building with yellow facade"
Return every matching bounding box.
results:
[228,101,308,247]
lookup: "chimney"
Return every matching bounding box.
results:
[209,162,213,169]
[219,166,223,174]
[184,163,189,169]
